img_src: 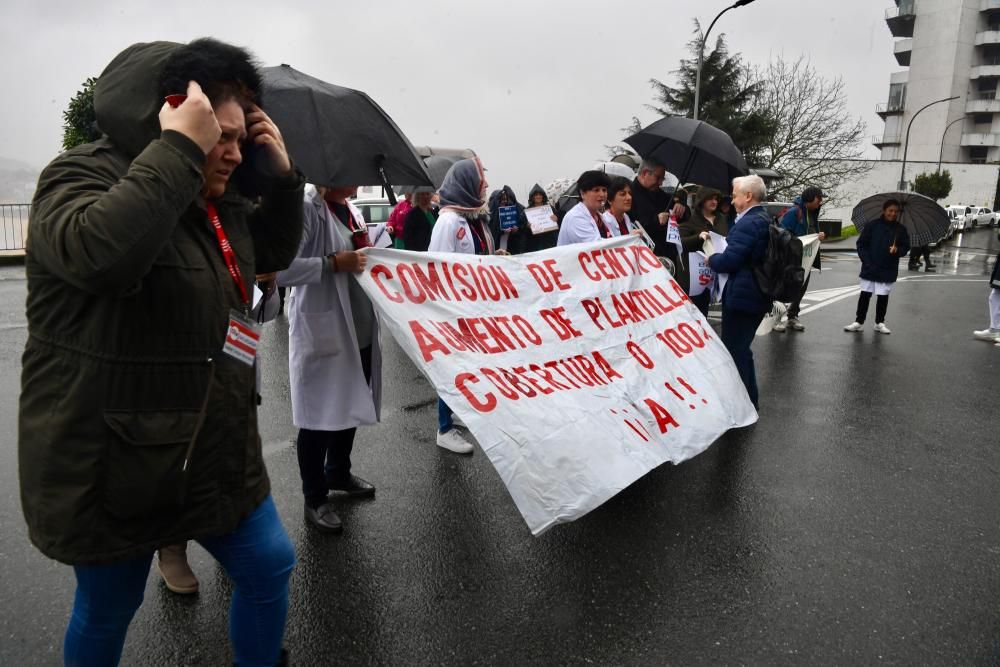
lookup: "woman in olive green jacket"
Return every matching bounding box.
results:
[19,39,303,666]
[677,187,727,315]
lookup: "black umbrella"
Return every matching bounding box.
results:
[261,65,431,203]
[851,192,950,247]
[396,155,462,195]
[623,117,748,190]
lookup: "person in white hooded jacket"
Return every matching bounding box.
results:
[427,157,494,454]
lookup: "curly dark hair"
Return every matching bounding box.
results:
[158,37,262,109]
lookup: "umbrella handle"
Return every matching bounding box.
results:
[375,157,397,206]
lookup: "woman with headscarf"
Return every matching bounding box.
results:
[523,183,560,253]
[556,170,613,246]
[401,190,438,252]
[428,158,494,454]
[678,187,726,315]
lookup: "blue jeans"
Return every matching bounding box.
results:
[64,495,295,667]
[721,308,765,409]
[438,398,453,433]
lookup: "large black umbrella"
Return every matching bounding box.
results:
[851,192,950,247]
[261,65,431,202]
[623,117,748,190]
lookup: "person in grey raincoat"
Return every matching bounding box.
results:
[277,184,382,534]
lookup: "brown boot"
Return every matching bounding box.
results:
[156,542,199,594]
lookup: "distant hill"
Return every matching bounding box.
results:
[0,156,40,204]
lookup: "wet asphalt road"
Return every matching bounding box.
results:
[1,228,998,665]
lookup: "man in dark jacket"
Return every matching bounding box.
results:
[20,39,303,666]
[630,158,687,262]
[776,186,827,332]
[707,175,772,409]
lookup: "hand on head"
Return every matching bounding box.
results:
[158,81,221,154]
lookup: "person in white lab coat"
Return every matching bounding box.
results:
[427,157,494,454]
[556,170,613,246]
[277,184,382,533]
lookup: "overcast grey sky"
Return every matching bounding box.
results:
[0,0,894,197]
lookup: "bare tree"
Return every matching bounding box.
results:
[751,56,871,202]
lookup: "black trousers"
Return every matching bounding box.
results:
[855,291,889,324]
[787,273,811,319]
[296,346,372,508]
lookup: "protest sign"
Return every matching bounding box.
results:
[355,236,757,535]
[525,206,558,235]
[499,205,519,232]
[688,252,714,297]
[367,223,393,249]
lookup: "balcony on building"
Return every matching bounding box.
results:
[872,134,902,148]
[960,132,1000,147]
[975,30,1000,46]
[967,91,1000,113]
[894,38,913,66]
[875,102,904,119]
[886,1,916,38]
[982,0,1000,13]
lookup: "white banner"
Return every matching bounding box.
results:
[799,233,821,278]
[355,236,757,535]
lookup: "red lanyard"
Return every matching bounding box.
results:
[206,202,250,307]
[592,211,611,239]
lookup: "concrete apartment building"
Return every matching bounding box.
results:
[877,0,1000,164]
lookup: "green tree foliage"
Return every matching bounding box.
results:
[647,22,777,167]
[62,77,101,151]
[912,170,953,201]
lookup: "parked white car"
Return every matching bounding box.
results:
[967,206,996,228]
[945,204,974,232]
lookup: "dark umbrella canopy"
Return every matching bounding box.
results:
[397,155,462,194]
[851,192,950,247]
[261,65,431,194]
[624,117,748,190]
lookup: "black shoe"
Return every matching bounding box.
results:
[328,474,376,499]
[907,264,920,271]
[304,501,342,533]
[924,266,936,272]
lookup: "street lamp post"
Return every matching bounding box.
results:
[937,116,966,172]
[898,95,959,190]
[693,0,758,121]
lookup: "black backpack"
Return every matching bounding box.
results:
[753,224,805,302]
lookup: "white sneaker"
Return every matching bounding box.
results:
[773,319,787,332]
[437,429,474,454]
[451,413,466,428]
[874,322,891,334]
[844,322,863,332]
[973,328,1000,341]
[788,318,805,331]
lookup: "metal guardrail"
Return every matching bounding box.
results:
[875,102,904,114]
[872,135,901,145]
[1,204,29,252]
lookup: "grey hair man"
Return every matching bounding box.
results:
[630,158,688,260]
[705,174,773,409]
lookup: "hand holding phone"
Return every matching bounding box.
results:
[158,81,220,154]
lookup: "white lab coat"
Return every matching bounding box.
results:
[428,209,479,254]
[557,202,607,246]
[601,210,638,237]
[277,185,382,430]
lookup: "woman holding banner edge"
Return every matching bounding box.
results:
[427,157,495,454]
